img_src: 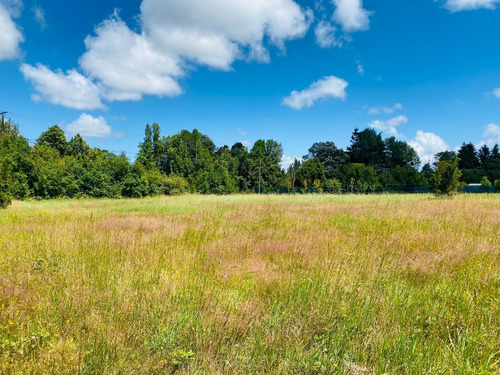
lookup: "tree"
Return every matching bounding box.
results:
[480,176,492,193]
[434,150,456,165]
[295,157,325,190]
[348,128,386,167]
[249,139,283,192]
[429,156,462,196]
[384,137,420,169]
[68,134,90,156]
[306,141,348,179]
[36,125,69,156]
[137,123,155,169]
[457,143,479,170]
[478,145,490,170]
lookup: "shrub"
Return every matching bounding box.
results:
[164,176,189,195]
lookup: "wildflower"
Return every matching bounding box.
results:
[8,320,14,325]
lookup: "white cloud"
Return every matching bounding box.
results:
[0,2,23,60]
[493,88,500,100]
[443,0,500,11]
[66,114,117,138]
[281,154,302,169]
[356,60,364,75]
[32,5,47,30]
[237,128,247,136]
[369,115,408,137]
[315,21,342,48]
[409,130,449,163]
[283,75,348,110]
[481,123,500,147]
[79,14,183,101]
[140,0,313,69]
[366,103,403,115]
[20,63,104,110]
[332,0,371,32]
[25,1,313,106]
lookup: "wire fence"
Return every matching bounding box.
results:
[251,185,497,195]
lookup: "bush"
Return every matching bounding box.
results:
[164,176,189,195]
[430,156,462,196]
[494,179,500,192]
[0,191,11,208]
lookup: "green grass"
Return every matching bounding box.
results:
[1,194,499,374]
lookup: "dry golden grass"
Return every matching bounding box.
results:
[0,194,499,374]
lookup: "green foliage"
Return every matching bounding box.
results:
[494,179,500,192]
[325,178,342,193]
[384,136,420,169]
[480,176,492,187]
[296,158,325,189]
[457,143,480,170]
[430,156,462,196]
[249,139,283,191]
[348,128,386,168]
[306,141,348,179]
[36,125,69,156]
[164,176,189,195]
[3,119,500,202]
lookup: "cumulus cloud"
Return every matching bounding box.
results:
[409,130,449,163]
[24,0,313,106]
[315,21,342,48]
[140,0,312,69]
[20,63,104,110]
[332,0,371,32]
[366,103,403,115]
[0,2,23,60]
[32,5,47,30]
[493,88,500,100]
[481,123,500,147]
[443,0,500,11]
[66,114,118,138]
[283,75,348,110]
[281,154,302,169]
[369,115,408,137]
[79,14,183,101]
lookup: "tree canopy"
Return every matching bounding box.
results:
[1,120,500,207]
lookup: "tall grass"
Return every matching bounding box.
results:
[0,194,499,374]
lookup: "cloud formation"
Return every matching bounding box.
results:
[481,123,500,147]
[140,0,312,69]
[366,103,403,115]
[409,130,449,163]
[332,0,371,32]
[20,63,105,110]
[493,88,500,100]
[32,5,47,30]
[66,113,116,138]
[314,21,342,48]
[282,75,348,110]
[0,2,23,60]
[79,15,183,101]
[443,0,500,11]
[369,115,408,137]
[23,0,313,107]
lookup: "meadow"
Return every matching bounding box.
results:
[0,194,499,374]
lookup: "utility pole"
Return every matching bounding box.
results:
[0,111,7,133]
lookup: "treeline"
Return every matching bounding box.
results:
[1,120,500,207]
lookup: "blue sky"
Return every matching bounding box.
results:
[1,0,500,166]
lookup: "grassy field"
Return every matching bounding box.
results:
[0,194,499,374]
